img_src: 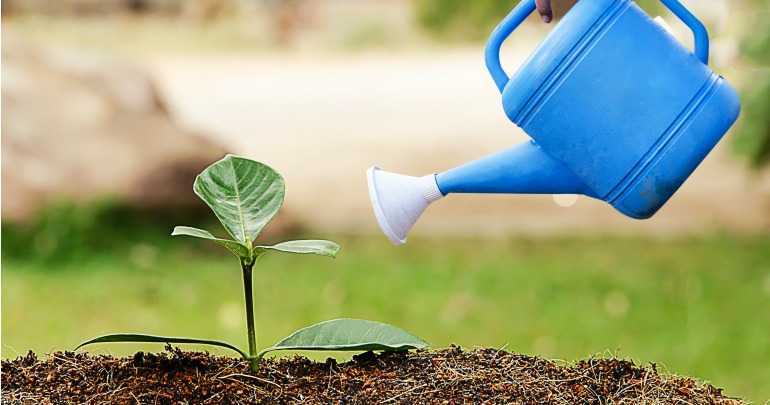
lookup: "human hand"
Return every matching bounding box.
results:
[536,0,576,23]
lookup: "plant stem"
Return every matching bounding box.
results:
[241,262,259,372]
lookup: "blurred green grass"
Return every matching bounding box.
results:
[3,234,770,401]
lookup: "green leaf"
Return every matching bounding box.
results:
[193,155,285,245]
[171,226,249,258]
[76,334,249,359]
[257,240,341,258]
[258,319,428,359]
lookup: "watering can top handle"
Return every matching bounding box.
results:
[485,0,710,92]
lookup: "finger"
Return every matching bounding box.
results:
[535,0,553,23]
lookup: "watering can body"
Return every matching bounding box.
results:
[463,0,741,219]
[367,0,740,244]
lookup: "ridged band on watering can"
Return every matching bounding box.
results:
[461,0,740,219]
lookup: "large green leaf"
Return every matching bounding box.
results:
[76,334,248,359]
[258,319,428,359]
[193,155,285,245]
[256,240,341,258]
[171,226,249,258]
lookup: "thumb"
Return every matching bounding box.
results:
[535,0,553,23]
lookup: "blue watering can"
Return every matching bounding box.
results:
[367,0,741,245]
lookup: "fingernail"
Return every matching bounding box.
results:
[542,15,552,23]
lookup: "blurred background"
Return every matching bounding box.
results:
[2,0,769,401]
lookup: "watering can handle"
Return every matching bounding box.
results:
[485,0,710,92]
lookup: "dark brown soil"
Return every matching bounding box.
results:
[2,346,741,404]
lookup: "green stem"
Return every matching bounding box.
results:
[241,261,259,372]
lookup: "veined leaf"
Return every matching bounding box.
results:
[76,334,248,359]
[193,155,285,245]
[258,319,428,359]
[257,240,341,258]
[171,226,249,258]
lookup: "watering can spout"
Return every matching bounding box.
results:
[367,141,590,245]
[367,167,444,245]
[435,141,589,196]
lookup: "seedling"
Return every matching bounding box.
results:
[78,155,427,371]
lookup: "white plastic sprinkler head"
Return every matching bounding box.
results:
[366,167,444,245]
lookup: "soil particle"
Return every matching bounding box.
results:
[2,345,741,404]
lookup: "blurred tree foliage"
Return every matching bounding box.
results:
[414,0,518,40]
[414,0,661,40]
[732,0,770,167]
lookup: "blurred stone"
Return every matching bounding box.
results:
[1,33,227,221]
[1,0,239,17]
[2,0,179,16]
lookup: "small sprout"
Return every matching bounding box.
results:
[78,155,427,372]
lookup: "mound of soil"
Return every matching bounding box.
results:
[2,346,740,404]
